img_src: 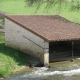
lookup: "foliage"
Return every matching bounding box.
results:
[0,19,3,23]
[25,0,80,11]
[70,4,80,11]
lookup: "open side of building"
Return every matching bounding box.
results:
[5,15,80,66]
[49,40,80,62]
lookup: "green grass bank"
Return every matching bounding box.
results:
[0,29,29,78]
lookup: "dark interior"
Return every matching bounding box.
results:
[49,41,80,62]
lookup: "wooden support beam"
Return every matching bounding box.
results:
[71,41,74,61]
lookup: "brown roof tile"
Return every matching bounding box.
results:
[5,15,80,42]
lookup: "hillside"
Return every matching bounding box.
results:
[0,0,80,24]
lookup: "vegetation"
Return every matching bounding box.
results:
[0,19,4,25]
[26,0,80,10]
[0,29,29,77]
[0,0,80,24]
[0,19,3,23]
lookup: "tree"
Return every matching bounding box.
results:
[25,0,80,12]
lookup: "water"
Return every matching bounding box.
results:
[4,59,80,80]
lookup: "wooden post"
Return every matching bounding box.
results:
[71,41,74,61]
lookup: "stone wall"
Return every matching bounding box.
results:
[5,18,49,65]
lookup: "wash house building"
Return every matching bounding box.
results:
[5,15,80,66]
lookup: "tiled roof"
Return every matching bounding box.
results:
[5,15,80,42]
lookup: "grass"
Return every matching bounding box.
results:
[0,0,80,24]
[0,29,29,77]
